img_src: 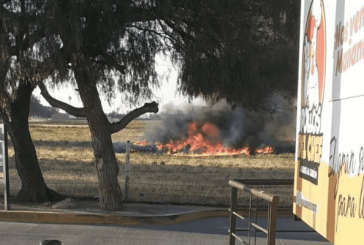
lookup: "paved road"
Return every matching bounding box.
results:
[0,217,331,245]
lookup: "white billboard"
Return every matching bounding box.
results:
[294,1,364,244]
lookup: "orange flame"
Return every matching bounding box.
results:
[255,146,274,154]
[136,122,274,156]
[134,141,149,146]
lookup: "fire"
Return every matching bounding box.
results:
[157,122,246,155]
[255,146,274,154]
[135,122,274,156]
[134,141,149,146]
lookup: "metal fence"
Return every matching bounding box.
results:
[228,179,294,245]
[0,142,294,207]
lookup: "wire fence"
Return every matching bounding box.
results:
[1,164,294,207]
[0,122,296,208]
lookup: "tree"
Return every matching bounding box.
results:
[40,83,158,210]
[37,0,167,210]
[0,0,66,202]
[3,0,299,209]
[30,95,59,118]
[170,1,301,112]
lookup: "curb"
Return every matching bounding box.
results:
[0,208,293,226]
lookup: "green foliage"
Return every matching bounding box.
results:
[1,0,300,112]
[170,0,301,111]
[0,0,56,104]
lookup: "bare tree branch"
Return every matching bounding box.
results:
[110,102,158,134]
[125,23,177,45]
[38,82,86,117]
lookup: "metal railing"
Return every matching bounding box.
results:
[228,179,294,245]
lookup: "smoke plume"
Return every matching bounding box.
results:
[144,97,296,153]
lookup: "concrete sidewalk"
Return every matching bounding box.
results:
[0,200,232,225]
[0,200,331,244]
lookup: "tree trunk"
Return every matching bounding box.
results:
[74,62,123,210]
[5,82,65,203]
[52,4,123,210]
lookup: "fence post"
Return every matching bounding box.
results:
[124,140,130,201]
[229,186,237,245]
[267,196,279,245]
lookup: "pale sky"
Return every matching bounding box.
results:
[33,54,206,115]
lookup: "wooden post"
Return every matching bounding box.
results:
[124,140,130,201]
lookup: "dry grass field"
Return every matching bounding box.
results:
[3,119,295,207]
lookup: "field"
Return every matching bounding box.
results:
[3,120,295,207]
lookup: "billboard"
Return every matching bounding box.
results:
[294,0,364,244]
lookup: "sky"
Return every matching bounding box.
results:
[33,54,206,115]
